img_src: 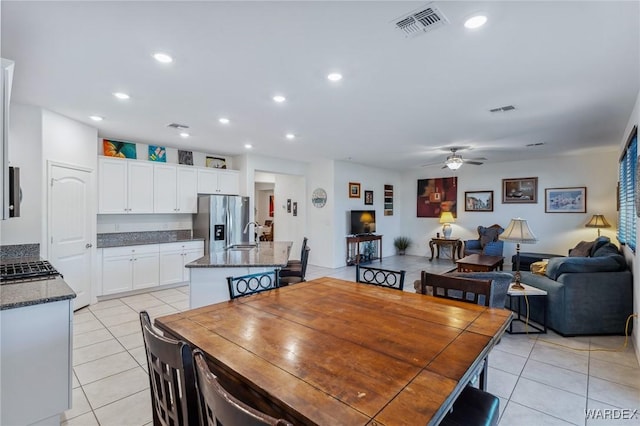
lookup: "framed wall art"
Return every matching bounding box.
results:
[545,187,586,213]
[502,177,538,204]
[465,191,493,212]
[364,190,373,205]
[349,182,361,198]
[417,177,457,218]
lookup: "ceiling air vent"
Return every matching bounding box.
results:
[489,105,516,113]
[167,123,189,129]
[392,3,449,38]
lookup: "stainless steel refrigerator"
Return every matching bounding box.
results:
[193,194,250,253]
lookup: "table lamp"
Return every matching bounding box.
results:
[585,214,611,237]
[360,211,374,233]
[500,218,537,290]
[439,212,455,239]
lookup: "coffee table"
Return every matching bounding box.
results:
[506,283,547,334]
[456,254,504,272]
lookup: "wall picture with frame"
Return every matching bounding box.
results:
[349,182,361,198]
[545,187,586,213]
[502,177,538,203]
[364,190,373,205]
[465,191,493,212]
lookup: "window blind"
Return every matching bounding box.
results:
[618,127,637,252]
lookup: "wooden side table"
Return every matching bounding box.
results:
[456,254,505,272]
[346,234,382,265]
[506,283,547,334]
[428,238,462,263]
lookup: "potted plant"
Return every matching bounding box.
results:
[393,236,412,255]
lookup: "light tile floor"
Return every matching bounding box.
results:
[65,255,640,425]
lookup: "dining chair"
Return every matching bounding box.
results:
[227,269,281,299]
[440,385,500,426]
[420,271,492,306]
[279,246,310,285]
[355,264,406,291]
[139,311,200,426]
[285,237,307,267]
[193,349,293,426]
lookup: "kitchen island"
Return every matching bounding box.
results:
[186,241,292,308]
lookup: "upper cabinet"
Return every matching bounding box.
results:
[98,157,239,214]
[153,164,197,213]
[197,168,240,195]
[99,157,153,214]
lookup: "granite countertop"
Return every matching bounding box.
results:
[187,241,292,268]
[97,230,204,248]
[0,276,76,310]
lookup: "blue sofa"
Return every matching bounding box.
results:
[516,237,633,336]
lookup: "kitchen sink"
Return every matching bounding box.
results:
[227,244,258,251]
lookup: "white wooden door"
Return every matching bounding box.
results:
[49,163,93,310]
[177,166,198,213]
[127,161,154,213]
[132,251,159,289]
[217,170,240,195]
[197,168,219,194]
[154,164,177,213]
[98,158,127,213]
[102,254,132,295]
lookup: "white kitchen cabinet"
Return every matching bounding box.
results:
[102,244,160,295]
[1,299,73,425]
[154,164,198,213]
[197,168,240,195]
[98,157,154,214]
[159,241,204,285]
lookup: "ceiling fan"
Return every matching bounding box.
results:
[422,147,487,170]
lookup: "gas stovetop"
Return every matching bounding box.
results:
[0,260,62,283]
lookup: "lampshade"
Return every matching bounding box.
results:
[585,214,611,229]
[360,212,374,223]
[500,218,537,243]
[439,211,455,224]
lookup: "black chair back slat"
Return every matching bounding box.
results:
[227,269,281,299]
[355,265,406,291]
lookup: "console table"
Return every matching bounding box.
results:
[346,234,382,265]
[429,238,462,263]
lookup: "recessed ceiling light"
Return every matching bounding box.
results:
[285,133,295,140]
[219,117,230,124]
[273,95,286,103]
[327,73,343,82]
[113,92,130,100]
[179,132,190,138]
[464,15,487,29]
[153,52,173,63]
[244,143,253,149]
[89,115,103,121]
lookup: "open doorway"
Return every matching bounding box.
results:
[254,173,275,241]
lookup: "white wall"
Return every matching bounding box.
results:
[307,160,335,268]
[620,89,640,365]
[273,174,305,258]
[400,151,619,261]
[1,103,42,244]
[333,161,403,267]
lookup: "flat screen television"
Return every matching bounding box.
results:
[350,210,376,235]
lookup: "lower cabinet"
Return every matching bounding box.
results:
[101,241,204,296]
[159,241,204,285]
[102,244,160,295]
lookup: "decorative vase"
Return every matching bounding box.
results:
[442,223,452,239]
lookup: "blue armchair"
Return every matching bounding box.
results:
[464,224,504,257]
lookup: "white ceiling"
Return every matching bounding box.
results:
[2,1,639,170]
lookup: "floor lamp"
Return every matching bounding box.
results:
[500,218,538,290]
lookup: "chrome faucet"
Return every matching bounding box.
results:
[243,221,260,234]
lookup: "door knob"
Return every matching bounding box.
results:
[85,243,93,248]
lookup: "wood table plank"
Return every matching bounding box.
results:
[156,277,512,426]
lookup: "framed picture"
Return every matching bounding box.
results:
[287,199,291,213]
[269,195,274,217]
[364,190,373,205]
[205,156,227,169]
[178,150,193,165]
[502,177,538,204]
[148,145,166,162]
[417,177,457,218]
[349,182,361,198]
[103,139,136,159]
[292,202,298,217]
[465,191,493,212]
[545,187,587,213]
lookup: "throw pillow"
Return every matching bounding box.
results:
[480,227,500,248]
[530,260,548,275]
[569,240,594,257]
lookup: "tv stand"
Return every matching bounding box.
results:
[346,234,382,266]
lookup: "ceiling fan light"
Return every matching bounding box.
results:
[445,157,464,170]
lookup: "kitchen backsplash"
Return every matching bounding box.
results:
[97,213,192,233]
[0,243,39,260]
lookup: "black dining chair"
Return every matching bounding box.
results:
[227,269,281,299]
[419,272,500,426]
[355,264,406,291]
[139,311,200,426]
[279,246,310,285]
[193,349,293,426]
[285,237,307,267]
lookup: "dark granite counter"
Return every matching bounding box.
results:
[0,277,76,310]
[186,241,292,268]
[97,230,203,248]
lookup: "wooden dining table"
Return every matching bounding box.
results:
[155,277,512,425]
